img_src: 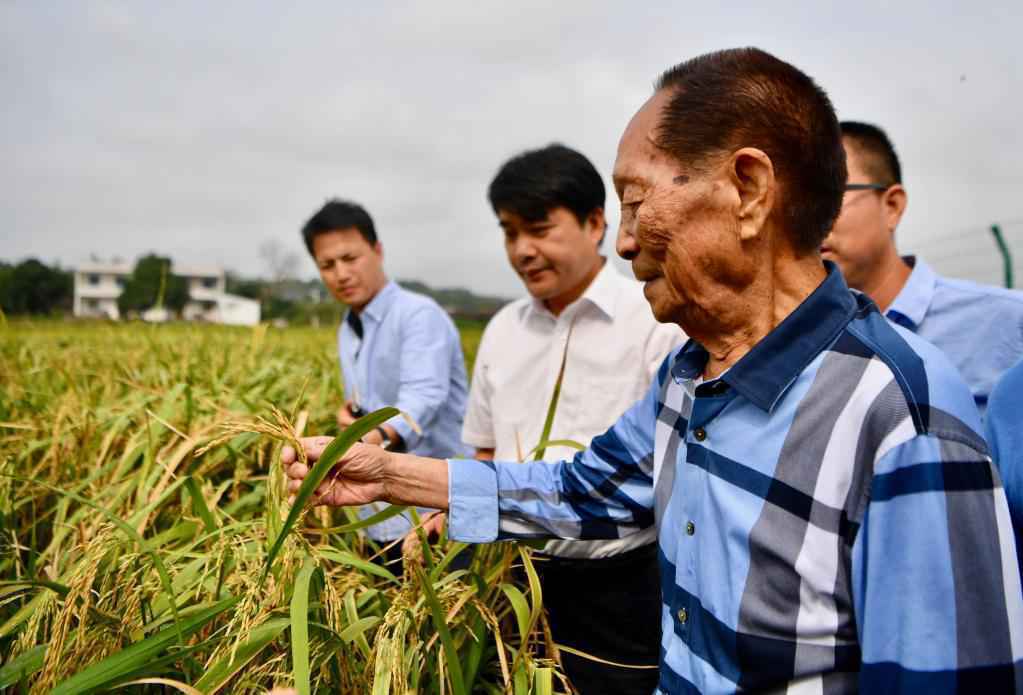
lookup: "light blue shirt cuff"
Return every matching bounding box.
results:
[389,415,422,451]
[447,458,499,543]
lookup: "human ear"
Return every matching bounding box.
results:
[586,208,607,247]
[730,148,775,242]
[882,184,907,234]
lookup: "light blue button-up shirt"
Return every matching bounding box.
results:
[886,256,1023,414]
[339,280,472,541]
[447,264,1023,693]
[986,358,1023,581]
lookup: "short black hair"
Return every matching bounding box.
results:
[301,199,377,256]
[655,48,846,253]
[488,144,606,229]
[840,121,902,186]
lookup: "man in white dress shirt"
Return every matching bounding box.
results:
[424,144,683,693]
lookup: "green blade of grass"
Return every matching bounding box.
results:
[184,475,217,534]
[533,324,573,461]
[50,597,238,695]
[524,438,586,460]
[338,616,381,643]
[263,406,400,580]
[318,548,399,584]
[301,503,409,535]
[193,617,290,693]
[290,555,316,695]
[533,667,553,694]
[499,583,530,642]
[0,644,45,688]
[414,564,466,695]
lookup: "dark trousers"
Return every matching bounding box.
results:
[533,543,661,695]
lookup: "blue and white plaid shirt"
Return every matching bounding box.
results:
[448,264,1023,693]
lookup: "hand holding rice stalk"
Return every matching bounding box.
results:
[268,407,399,572]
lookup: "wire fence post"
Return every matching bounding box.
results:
[990,224,1013,289]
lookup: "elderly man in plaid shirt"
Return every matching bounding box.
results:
[285,47,1023,693]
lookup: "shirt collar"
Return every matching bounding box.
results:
[671,262,858,412]
[885,256,935,331]
[349,280,399,325]
[522,258,620,321]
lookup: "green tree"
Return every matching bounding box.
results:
[118,254,189,316]
[0,259,72,314]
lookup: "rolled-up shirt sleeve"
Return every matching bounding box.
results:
[448,368,660,543]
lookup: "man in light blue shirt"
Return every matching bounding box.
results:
[986,358,1023,581]
[287,49,1023,693]
[301,199,471,564]
[821,121,1023,414]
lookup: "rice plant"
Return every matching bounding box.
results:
[0,320,564,694]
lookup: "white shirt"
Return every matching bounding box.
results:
[462,260,685,558]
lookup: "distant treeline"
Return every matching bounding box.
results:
[0,258,509,323]
[0,259,72,315]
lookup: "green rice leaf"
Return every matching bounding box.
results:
[303,503,409,534]
[533,324,573,461]
[318,548,399,584]
[414,564,466,695]
[51,597,238,695]
[290,555,316,695]
[193,617,289,693]
[524,438,586,459]
[499,583,530,642]
[0,644,45,688]
[533,666,553,694]
[184,475,217,534]
[338,616,381,643]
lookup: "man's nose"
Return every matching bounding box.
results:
[616,222,639,260]
[330,265,351,285]
[511,235,537,262]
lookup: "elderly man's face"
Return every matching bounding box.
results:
[613,90,753,327]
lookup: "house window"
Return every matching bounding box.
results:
[202,277,218,289]
[88,274,100,285]
[115,277,125,288]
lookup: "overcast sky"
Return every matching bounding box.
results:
[3,1,1021,297]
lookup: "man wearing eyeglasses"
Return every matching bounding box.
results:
[820,121,1023,415]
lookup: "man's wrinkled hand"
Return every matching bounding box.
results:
[281,436,390,507]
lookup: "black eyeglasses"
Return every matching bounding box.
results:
[845,183,890,192]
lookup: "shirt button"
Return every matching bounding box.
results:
[686,521,696,536]
[693,427,707,442]
[677,608,688,624]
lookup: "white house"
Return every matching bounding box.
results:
[73,261,261,325]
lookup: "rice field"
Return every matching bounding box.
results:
[0,319,564,694]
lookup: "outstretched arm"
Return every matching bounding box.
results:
[284,354,669,546]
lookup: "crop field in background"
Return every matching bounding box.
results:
[0,319,564,694]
